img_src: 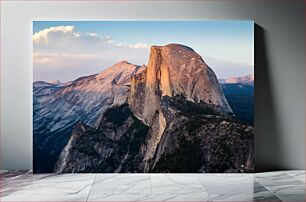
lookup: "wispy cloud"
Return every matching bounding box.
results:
[33,25,149,50]
[128,43,150,49]
[33,26,150,82]
[33,26,76,44]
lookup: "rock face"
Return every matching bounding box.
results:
[35,43,254,173]
[33,61,144,172]
[127,44,236,171]
[129,44,232,125]
[54,104,149,173]
[151,96,254,173]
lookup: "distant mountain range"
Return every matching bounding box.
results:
[218,74,254,124]
[33,44,254,173]
[219,74,254,85]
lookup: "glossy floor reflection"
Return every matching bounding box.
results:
[0,170,305,201]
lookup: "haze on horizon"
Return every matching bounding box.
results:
[33,21,254,83]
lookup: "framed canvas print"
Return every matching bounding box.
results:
[33,21,254,173]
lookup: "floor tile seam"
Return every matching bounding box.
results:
[149,174,153,195]
[254,179,293,197]
[195,176,214,201]
[86,174,97,202]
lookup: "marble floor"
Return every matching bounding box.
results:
[0,170,305,202]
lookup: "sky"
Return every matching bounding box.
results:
[33,21,254,82]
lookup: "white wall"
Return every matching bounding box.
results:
[1,0,305,171]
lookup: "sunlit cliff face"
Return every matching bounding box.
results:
[129,44,233,125]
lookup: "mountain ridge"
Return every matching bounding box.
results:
[34,43,254,173]
[33,60,144,172]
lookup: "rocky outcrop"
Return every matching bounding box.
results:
[129,44,232,125]
[54,104,149,173]
[54,97,253,173]
[151,96,254,173]
[34,61,144,173]
[128,44,234,171]
[53,123,115,173]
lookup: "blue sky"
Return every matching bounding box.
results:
[33,21,254,82]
